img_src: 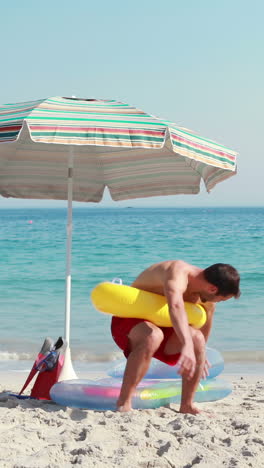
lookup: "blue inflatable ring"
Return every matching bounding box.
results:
[50,377,232,410]
[108,347,224,379]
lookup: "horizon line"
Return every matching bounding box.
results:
[0,205,263,210]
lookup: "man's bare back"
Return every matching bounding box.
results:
[132,260,203,303]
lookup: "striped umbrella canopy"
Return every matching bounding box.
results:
[0,96,238,380]
[0,96,237,201]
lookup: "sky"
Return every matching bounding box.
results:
[0,0,263,208]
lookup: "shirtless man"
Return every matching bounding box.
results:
[111,261,240,414]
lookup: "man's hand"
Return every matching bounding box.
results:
[177,343,196,380]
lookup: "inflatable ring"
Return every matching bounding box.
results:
[108,347,224,380]
[91,282,207,329]
[50,377,232,410]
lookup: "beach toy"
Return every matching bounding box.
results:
[108,347,224,379]
[50,377,232,410]
[91,282,206,329]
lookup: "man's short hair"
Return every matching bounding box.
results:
[203,263,241,298]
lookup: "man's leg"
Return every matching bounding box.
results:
[117,321,164,412]
[163,326,206,414]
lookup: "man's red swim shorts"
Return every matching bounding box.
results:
[111,316,180,366]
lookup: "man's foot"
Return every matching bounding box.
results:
[179,404,214,416]
[179,404,202,415]
[116,403,132,413]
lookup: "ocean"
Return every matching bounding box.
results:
[0,207,263,374]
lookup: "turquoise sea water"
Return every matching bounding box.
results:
[0,207,263,372]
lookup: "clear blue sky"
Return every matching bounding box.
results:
[1,0,263,208]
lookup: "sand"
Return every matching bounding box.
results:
[0,372,264,468]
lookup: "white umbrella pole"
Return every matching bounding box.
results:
[58,147,78,381]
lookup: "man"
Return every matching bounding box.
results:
[111,261,240,414]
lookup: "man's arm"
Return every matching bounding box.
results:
[199,302,215,342]
[163,261,196,379]
[199,302,215,378]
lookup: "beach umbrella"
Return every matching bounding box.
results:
[0,96,238,380]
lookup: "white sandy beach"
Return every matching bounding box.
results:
[0,372,264,468]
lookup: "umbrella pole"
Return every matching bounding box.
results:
[58,147,78,381]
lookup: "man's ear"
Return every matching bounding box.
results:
[208,284,218,294]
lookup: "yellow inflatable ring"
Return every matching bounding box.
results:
[91,282,206,329]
